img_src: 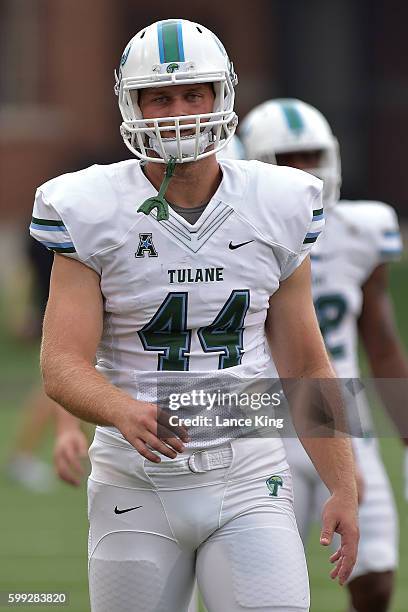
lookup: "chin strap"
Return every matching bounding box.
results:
[137,157,177,221]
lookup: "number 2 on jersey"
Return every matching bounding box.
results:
[314,293,347,358]
[138,290,250,371]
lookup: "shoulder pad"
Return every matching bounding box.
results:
[337,200,402,262]
[35,161,145,262]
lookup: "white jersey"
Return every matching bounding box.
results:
[311,200,402,379]
[30,159,323,448]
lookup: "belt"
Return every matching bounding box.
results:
[145,445,233,475]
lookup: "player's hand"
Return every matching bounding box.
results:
[404,447,408,502]
[320,490,359,586]
[114,401,190,463]
[54,428,89,486]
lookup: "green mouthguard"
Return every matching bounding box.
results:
[138,157,177,221]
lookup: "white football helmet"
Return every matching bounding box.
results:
[241,99,341,206]
[115,19,238,164]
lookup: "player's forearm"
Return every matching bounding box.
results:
[368,344,408,444]
[369,344,408,379]
[283,362,350,436]
[300,435,357,498]
[284,363,357,496]
[41,350,137,427]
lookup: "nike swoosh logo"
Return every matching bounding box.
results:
[114,505,142,515]
[228,240,254,250]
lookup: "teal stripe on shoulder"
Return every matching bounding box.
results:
[380,248,402,256]
[303,236,319,244]
[32,216,65,227]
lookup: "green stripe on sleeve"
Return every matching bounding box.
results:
[51,246,76,253]
[32,217,65,227]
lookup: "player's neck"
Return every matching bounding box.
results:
[144,156,222,208]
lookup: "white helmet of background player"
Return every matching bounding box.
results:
[241,99,341,206]
[115,19,238,164]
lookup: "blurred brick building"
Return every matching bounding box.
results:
[1,0,407,226]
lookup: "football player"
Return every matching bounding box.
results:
[241,98,408,612]
[31,21,358,612]
[51,133,247,612]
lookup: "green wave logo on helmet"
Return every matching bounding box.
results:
[166,63,180,73]
[266,475,283,497]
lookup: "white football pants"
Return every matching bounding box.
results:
[87,429,310,611]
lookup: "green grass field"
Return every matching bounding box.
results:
[0,261,407,612]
